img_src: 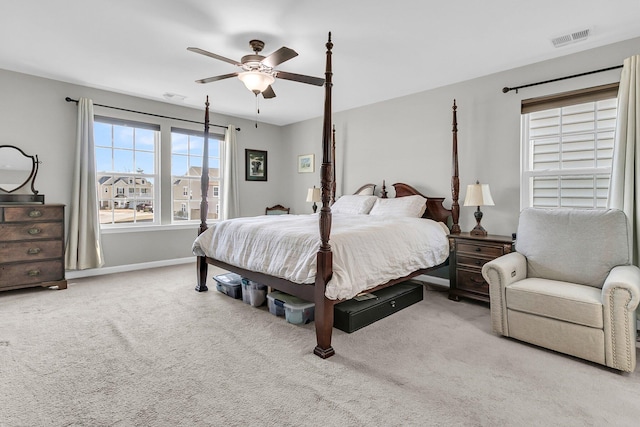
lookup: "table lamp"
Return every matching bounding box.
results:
[306,186,321,213]
[463,181,494,236]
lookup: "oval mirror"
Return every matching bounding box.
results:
[0,145,38,194]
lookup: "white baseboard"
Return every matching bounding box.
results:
[66,257,195,279]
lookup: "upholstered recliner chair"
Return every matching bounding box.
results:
[482,208,640,372]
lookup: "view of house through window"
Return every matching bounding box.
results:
[94,117,159,225]
[171,128,223,222]
[521,84,618,209]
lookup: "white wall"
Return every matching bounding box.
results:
[282,37,640,237]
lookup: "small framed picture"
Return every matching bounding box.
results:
[245,149,267,181]
[298,154,315,173]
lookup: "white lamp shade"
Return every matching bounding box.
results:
[238,71,275,93]
[463,183,494,207]
[306,187,321,202]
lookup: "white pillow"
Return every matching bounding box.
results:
[368,195,427,217]
[331,195,378,215]
[355,186,375,196]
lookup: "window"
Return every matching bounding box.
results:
[521,83,618,209]
[94,117,159,226]
[171,128,223,222]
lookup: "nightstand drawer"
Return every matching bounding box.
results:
[457,242,504,258]
[457,254,491,269]
[456,268,489,295]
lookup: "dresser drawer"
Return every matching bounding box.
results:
[456,242,504,258]
[1,222,63,241]
[3,205,64,222]
[456,268,489,295]
[0,240,64,263]
[0,260,64,287]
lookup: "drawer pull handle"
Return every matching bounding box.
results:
[28,269,41,277]
[475,247,482,252]
[475,260,482,265]
[390,300,396,308]
[29,210,43,218]
[470,277,485,285]
[27,248,41,255]
[28,228,42,235]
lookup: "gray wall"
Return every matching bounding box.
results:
[0,69,288,270]
[283,36,640,236]
[2,36,639,275]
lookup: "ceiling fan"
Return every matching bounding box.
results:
[188,40,325,99]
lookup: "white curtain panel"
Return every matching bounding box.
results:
[65,98,104,270]
[221,125,239,220]
[608,55,640,266]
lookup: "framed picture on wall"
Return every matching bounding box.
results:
[298,154,314,173]
[245,149,267,181]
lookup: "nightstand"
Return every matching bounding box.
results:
[448,232,513,303]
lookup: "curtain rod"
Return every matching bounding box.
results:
[502,64,623,94]
[64,97,240,131]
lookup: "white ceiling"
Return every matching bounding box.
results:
[2,1,640,126]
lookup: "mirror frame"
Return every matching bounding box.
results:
[0,145,44,203]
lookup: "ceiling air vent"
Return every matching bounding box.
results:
[551,28,591,48]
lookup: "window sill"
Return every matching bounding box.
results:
[100,221,208,234]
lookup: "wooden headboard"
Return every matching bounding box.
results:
[392,182,454,227]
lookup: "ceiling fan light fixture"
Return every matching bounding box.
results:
[238,71,275,94]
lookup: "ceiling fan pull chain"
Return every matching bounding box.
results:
[255,94,259,128]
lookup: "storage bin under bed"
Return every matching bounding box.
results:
[267,291,315,325]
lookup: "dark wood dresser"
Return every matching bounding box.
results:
[448,232,513,303]
[0,204,67,291]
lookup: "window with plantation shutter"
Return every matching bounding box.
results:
[521,83,618,209]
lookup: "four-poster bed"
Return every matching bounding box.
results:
[194,33,461,358]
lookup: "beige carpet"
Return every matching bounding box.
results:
[1,263,639,426]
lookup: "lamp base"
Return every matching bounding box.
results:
[470,207,487,236]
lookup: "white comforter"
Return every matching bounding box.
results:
[192,213,449,300]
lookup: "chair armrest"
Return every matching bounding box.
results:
[482,252,527,288]
[481,252,527,336]
[601,265,640,372]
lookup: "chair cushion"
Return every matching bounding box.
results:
[516,208,629,288]
[506,278,603,328]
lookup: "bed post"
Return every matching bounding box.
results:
[450,100,460,234]
[196,96,211,292]
[314,32,335,359]
[331,124,336,205]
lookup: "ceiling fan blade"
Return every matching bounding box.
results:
[262,47,298,68]
[187,47,242,66]
[195,72,238,84]
[262,85,276,99]
[276,71,325,86]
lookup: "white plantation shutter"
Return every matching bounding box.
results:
[521,84,618,209]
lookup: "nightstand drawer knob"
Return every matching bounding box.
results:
[28,269,41,277]
[29,210,43,218]
[28,228,41,235]
[390,300,396,308]
[475,247,482,252]
[27,248,41,255]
